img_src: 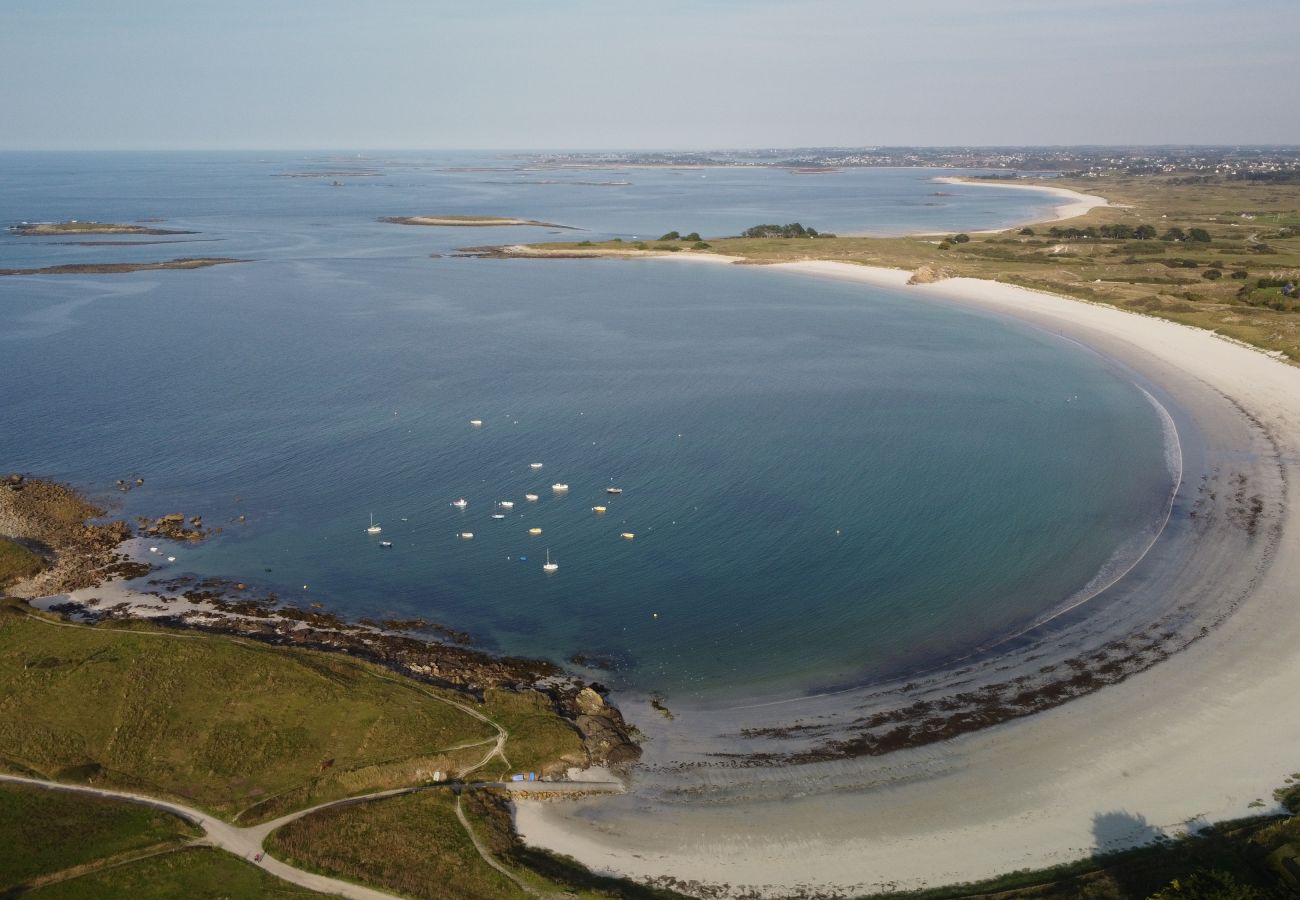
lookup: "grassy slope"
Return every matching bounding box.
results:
[20,847,326,899]
[267,790,526,900]
[536,176,1300,361]
[0,782,196,891]
[0,540,44,588]
[0,606,577,822]
[267,788,692,900]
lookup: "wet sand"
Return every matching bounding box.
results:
[515,261,1299,897]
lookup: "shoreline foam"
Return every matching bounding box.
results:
[515,259,1299,897]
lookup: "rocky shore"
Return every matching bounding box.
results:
[0,258,246,277]
[8,222,196,236]
[1,475,641,772]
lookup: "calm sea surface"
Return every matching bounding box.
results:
[0,152,1172,701]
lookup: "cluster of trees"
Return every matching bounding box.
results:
[739,223,834,239]
[1046,224,1159,240]
[658,230,702,242]
[1037,224,1213,243]
[1161,226,1213,243]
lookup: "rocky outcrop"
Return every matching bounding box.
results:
[907,265,954,285]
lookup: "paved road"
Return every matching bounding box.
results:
[0,773,622,899]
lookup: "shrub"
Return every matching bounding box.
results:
[1019,227,1035,236]
[1187,227,1212,243]
[952,233,971,243]
[1230,270,1249,279]
[683,232,701,242]
[692,241,710,249]
[658,231,680,241]
[937,241,952,250]
[1201,269,1223,280]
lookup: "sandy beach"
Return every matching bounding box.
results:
[515,260,1300,897]
[933,175,1110,225]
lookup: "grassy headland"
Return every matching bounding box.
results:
[0,604,582,822]
[503,175,1300,361]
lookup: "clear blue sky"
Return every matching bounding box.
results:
[3,0,1297,150]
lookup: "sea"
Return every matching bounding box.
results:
[0,151,1174,703]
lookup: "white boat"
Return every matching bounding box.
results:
[606,487,623,495]
[528,527,542,536]
[592,506,606,514]
[491,513,505,520]
[380,540,393,548]
[166,555,177,562]
[366,513,382,534]
[525,493,539,502]
[543,549,558,572]
[551,483,569,492]
[499,500,515,510]
[621,532,635,540]
[530,462,543,469]
[459,532,474,539]
[452,498,468,509]
[470,419,483,427]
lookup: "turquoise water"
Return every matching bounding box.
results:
[0,153,1173,701]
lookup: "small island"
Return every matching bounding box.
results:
[9,221,196,236]
[0,257,247,277]
[381,214,576,229]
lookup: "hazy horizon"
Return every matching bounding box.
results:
[4,0,1298,152]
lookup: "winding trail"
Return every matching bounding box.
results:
[0,773,622,899]
[3,614,622,897]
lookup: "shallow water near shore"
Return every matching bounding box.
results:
[0,152,1173,702]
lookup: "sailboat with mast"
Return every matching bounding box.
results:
[543,549,558,572]
[366,514,382,535]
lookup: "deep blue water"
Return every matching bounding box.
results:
[0,152,1172,701]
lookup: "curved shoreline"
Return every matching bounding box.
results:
[515,259,1299,896]
[930,176,1110,228]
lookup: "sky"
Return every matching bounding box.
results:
[2,0,1298,151]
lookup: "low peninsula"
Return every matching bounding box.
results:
[9,221,196,236]
[381,214,576,229]
[0,257,247,276]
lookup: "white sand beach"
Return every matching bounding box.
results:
[515,260,1300,897]
[933,175,1110,224]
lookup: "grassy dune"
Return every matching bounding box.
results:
[530,176,1300,361]
[0,606,572,821]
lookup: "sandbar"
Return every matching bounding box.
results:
[516,259,1300,896]
[381,215,577,229]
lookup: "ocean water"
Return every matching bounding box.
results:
[0,152,1173,701]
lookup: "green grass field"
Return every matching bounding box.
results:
[0,782,196,892]
[19,847,326,899]
[0,606,577,822]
